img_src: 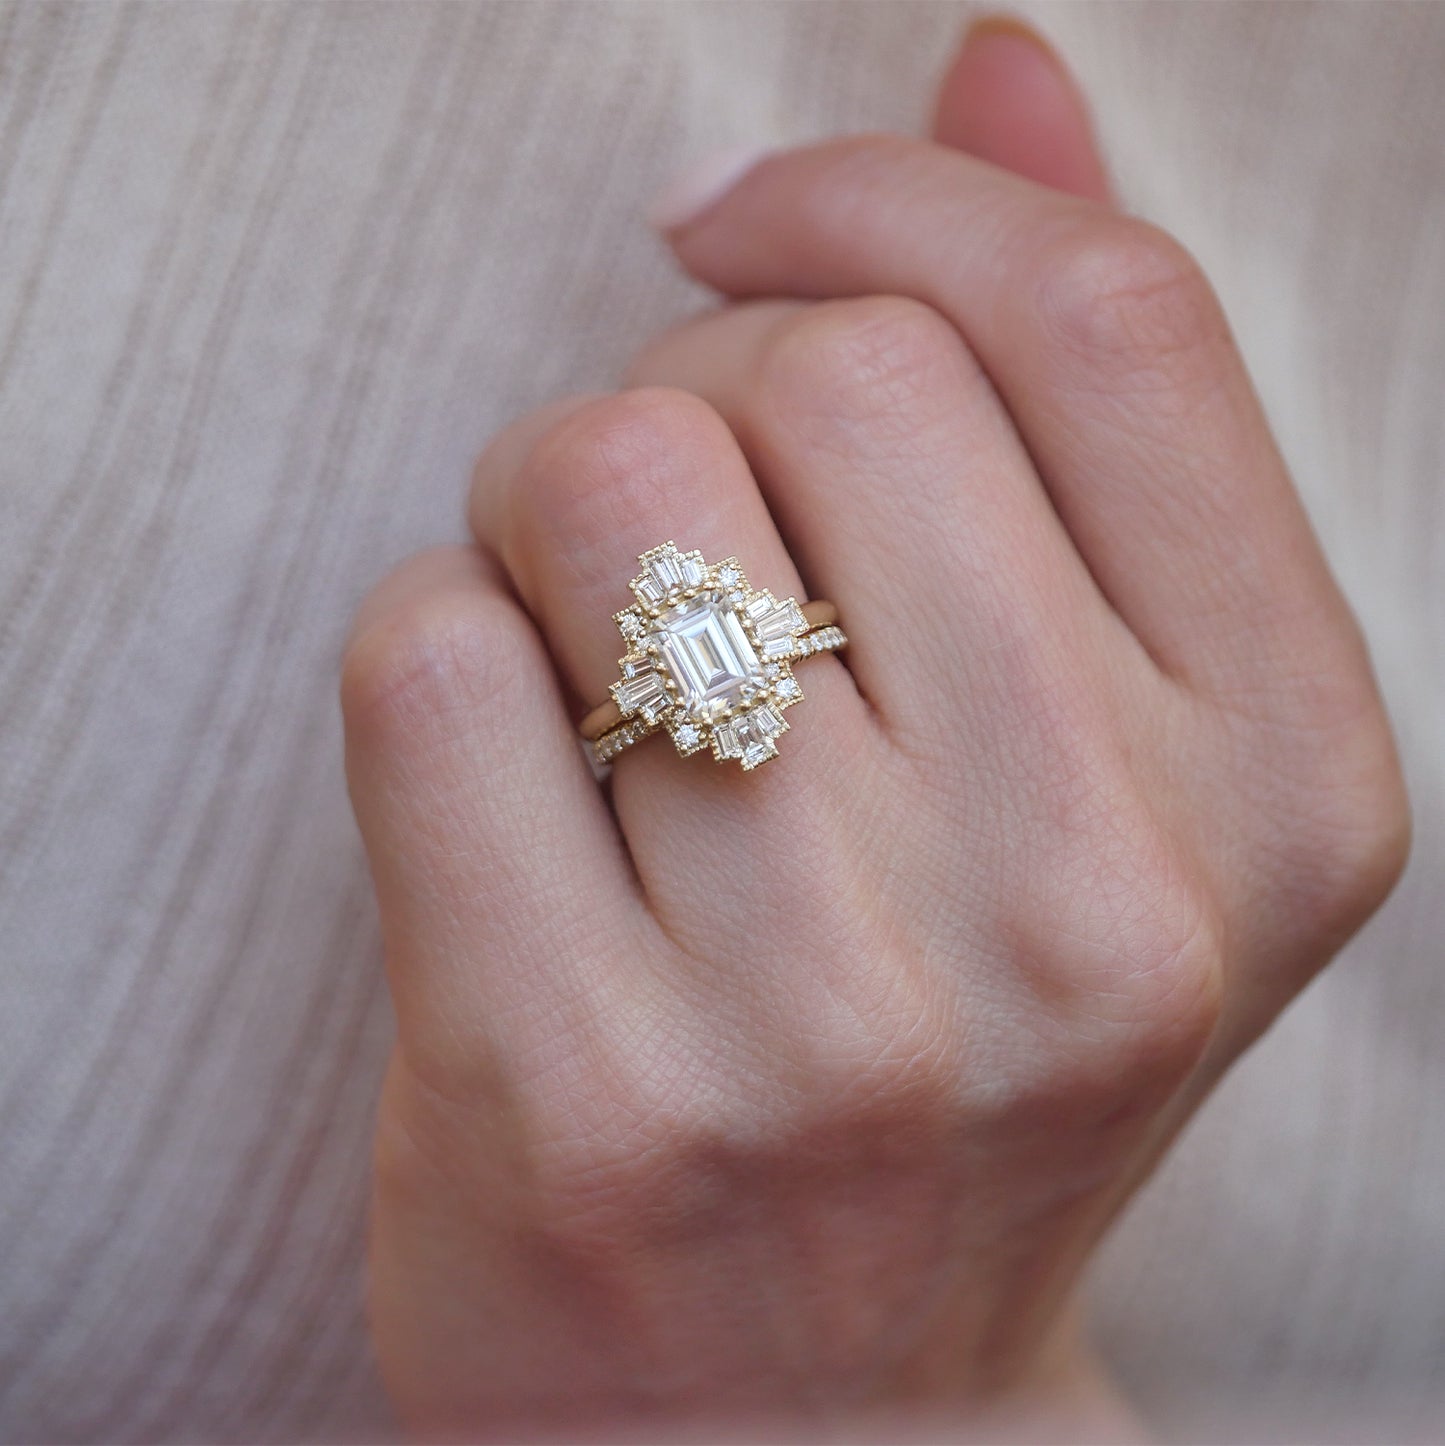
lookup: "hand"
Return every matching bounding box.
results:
[341,23,1408,1439]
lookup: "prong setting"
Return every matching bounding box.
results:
[607,543,814,768]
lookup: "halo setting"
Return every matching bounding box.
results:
[608,543,812,768]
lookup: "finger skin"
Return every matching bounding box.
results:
[341,544,647,1083]
[470,387,810,706]
[467,386,880,950]
[927,19,1405,1000]
[465,392,608,553]
[625,296,1139,744]
[658,136,1363,714]
[477,371,914,730]
[931,16,1113,204]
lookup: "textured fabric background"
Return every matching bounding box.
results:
[1,2,1442,1441]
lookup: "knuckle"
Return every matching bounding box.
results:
[340,582,532,745]
[1271,723,1412,943]
[1328,779,1413,928]
[1034,217,1230,390]
[1105,878,1224,1086]
[1230,643,1411,950]
[468,391,607,538]
[757,295,968,432]
[1012,822,1225,1108]
[522,958,962,1255]
[519,387,729,544]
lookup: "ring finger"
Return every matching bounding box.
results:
[468,387,878,939]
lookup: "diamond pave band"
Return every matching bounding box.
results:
[579,543,847,771]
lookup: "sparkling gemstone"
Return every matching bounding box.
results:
[715,704,787,769]
[775,675,801,701]
[717,564,741,587]
[674,722,701,749]
[752,703,785,738]
[634,544,706,607]
[751,597,806,642]
[618,611,645,641]
[713,720,743,758]
[633,575,665,608]
[653,596,764,723]
[742,740,774,769]
[612,667,669,723]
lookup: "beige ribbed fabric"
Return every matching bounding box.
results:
[2,2,1442,1440]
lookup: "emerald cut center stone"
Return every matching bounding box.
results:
[654,596,762,723]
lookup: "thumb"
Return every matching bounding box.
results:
[930,15,1114,205]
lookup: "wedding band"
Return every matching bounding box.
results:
[580,542,848,771]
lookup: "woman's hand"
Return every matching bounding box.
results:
[341,25,1408,1439]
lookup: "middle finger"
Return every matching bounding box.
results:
[627,295,1127,746]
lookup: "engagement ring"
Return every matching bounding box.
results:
[579,542,847,770]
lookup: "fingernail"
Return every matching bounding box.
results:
[964,13,1059,60]
[648,144,771,232]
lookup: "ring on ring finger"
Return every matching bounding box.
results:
[579,542,848,770]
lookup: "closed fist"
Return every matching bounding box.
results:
[342,35,1407,1442]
